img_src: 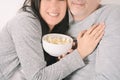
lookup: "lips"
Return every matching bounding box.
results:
[48,12,59,17]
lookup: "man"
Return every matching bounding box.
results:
[65,0,120,80]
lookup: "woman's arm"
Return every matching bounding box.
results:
[7,12,85,80]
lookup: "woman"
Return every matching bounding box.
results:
[0,0,104,80]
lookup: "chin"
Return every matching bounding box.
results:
[48,20,60,24]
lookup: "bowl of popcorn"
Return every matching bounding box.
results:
[42,33,73,57]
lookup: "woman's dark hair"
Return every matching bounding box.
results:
[22,0,69,66]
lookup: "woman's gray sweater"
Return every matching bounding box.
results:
[0,9,85,80]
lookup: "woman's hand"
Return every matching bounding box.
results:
[58,49,73,60]
[77,23,105,59]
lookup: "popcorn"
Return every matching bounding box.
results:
[44,35,71,44]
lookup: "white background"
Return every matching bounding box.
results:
[0,0,24,27]
[0,0,120,27]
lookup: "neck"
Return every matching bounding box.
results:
[73,15,86,21]
[73,5,101,22]
[49,25,54,31]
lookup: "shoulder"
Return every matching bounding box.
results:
[99,5,120,35]
[8,10,40,27]
[101,4,120,19]
[98,4,120,14]
[95,4,120,23]
[5,10,42,34]
[102,4,120,9]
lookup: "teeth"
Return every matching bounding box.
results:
[48,13,58,17]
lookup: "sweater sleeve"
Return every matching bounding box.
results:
[7,12,85,80]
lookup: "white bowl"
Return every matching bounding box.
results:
[42,33,73,57]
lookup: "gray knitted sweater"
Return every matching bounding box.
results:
[0,9,85,80]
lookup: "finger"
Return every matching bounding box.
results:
[59,54,67,59]
[94,24,105,40]
[95,30,104,43]
[58,56,61,60]
[72,42,76,47]
[61,54,66,58]
[72,40,77,49]
[58,54,67,60]
[68,49,73,53]
[90,23,105,37]
[86,24,98,34]
[58,55,64,60]
[90,24,102,36]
